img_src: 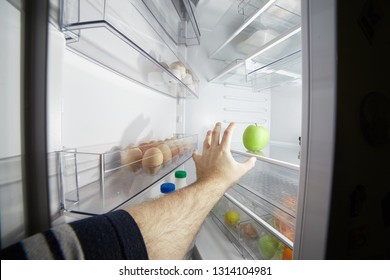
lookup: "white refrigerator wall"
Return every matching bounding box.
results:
[50,31,178,152]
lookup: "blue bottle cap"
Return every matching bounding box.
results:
[160,182,175,194]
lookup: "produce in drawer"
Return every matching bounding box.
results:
[225,210,240,227]
[275,219,295,242]
[258,234,284,260]
[240,222,258,239]
[121,145,143,172]
[282,247,293,260]
[142,147,163,174]
[275,195,297,241]
[157,143,172,165]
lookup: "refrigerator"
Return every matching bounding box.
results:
[1,0,389,260]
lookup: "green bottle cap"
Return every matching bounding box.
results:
[175,170,187,178]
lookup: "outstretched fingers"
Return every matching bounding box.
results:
[221,122,235,151]
[211,122,221,147]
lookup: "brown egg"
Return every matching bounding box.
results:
[142,147,163,174]
[121,146,142,172]
[174,140,184,155]
[157,143,172,164]
[166,141,180,158]
[139,141,157,154]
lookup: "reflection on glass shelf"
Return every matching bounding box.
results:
[231,141,300,166]
[58,135,197,215]
[61,0,199,99]
[209,0,301,62]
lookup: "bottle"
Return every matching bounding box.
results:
[175,170,187,189]
[160,182,175,197]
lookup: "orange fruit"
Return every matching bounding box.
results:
[282,247,293,260]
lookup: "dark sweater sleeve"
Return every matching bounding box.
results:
[1,210,148,260]
[70,210,148,260]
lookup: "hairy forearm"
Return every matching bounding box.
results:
[126,178,228,260]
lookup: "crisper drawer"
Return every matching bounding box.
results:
[211,194,293,260]
[58,135,197,215]
[232,151,299,220]
[210,150,298,259]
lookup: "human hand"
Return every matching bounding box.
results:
[192,122,256,192]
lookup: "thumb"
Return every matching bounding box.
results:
[192,149,200,163]
[241,156,256,173]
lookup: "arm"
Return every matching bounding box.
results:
[127,122,256,259]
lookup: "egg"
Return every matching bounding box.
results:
[166,141,180,158]
[174,140,184,154]
[121,145,143,172]
[169,61,186,78]
[142,147,163,174]
[139,140,158,154]
[157,143,172,164]
[182,70,193,85]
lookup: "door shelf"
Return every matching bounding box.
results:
[58,134,198,215]
[60,0,199,99]
[211,194,292,260]
[209,0,301,62]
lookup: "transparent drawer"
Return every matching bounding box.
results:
[60,0,199,99]
[211,195,293,260]
[58,134,197,215]
[232,151,299,218]
[209,0,301,62]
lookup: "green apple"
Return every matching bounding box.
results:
[258,234,279,259]
[243,124,270,151]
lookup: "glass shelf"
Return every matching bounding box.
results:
[60,0,199,99]
[211,28,301,89]
[58,134,198,215]
[142,0,200,46]
[209,0,301,62]
[231,141,301,167]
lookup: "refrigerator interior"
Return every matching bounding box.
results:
[1,0,303,259]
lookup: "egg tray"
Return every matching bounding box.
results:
[58,134,197,215]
